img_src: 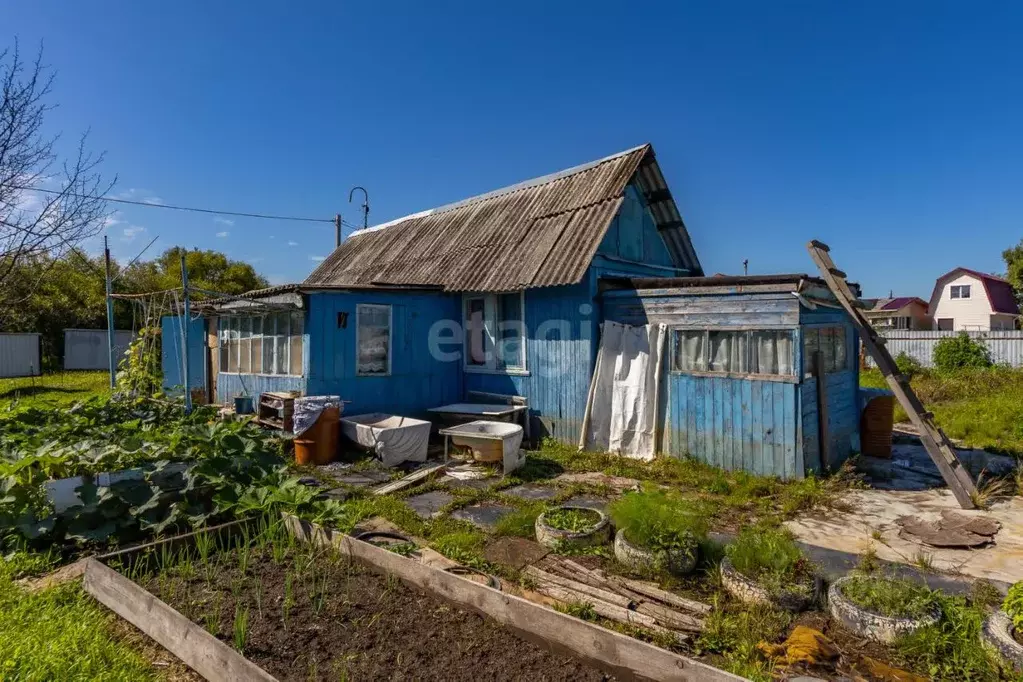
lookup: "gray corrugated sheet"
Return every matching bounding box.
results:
[0,333,41,378]
[865,331,1023,369]
[305,144,703,292]
[64,329,135,371]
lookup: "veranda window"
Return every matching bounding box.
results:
[672,329,795,378]
[219,313,305,375]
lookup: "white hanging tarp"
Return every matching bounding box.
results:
[584,321,666,460]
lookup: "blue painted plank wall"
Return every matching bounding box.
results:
[218,373,305,402]
[305,290,462,417]
[161,316,206,394]
[597,183,676,268]
[464,280,597,443]
[798,306,860,472]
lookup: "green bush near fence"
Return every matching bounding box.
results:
[932,333,993,373]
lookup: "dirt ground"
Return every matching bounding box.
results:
[139,545,613,682]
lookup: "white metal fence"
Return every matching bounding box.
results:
[64,329,135,371]
[864,330,1023,368]
[0,333,42,378]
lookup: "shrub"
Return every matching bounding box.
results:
[894,351,924,378]
[608,488,707,553]
[1003,581,1023,631]
[932,333,992,372]
[840,575,936,619]
[725,527,814,594]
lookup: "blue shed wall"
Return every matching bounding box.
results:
[218,373,305,402]
[597,184,676,268]
[305,290,462,416]
[798,306,860,473]
[602,289,803,478]
[161,316,207,394]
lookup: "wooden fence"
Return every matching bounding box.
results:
[863,330,1023,368]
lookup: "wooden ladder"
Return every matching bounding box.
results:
[806,240,978,509]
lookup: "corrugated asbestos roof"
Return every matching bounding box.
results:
[304,144,703,292]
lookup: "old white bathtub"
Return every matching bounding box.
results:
[438,420,525,474]
[340,413,432,467]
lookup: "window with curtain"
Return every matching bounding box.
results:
[463,292,526,371]
[672,329,795,378]
[802,326,848,377]
[356,304,391,376]
[217,313,304,376]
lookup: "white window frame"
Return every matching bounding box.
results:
[217,313,304,377]
[669,326,797,382]
[950,284,971,299]
[356,304,393,377]
[462,292,528,375]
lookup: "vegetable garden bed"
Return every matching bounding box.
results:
[83,515,738,682]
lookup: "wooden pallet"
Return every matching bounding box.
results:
[806,240,978,508]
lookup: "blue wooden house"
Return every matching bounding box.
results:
[172,144,862,478]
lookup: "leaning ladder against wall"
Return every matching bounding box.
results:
[806,240,978,509]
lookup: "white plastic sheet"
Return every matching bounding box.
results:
[585,321,666,460]
[293,395,341,436]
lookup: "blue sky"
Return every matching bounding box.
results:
[7,1,1022,296]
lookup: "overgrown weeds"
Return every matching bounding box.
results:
[725,527,815,595]
[608,487,707,552]
[542,507,602,532]
[895,593,1002,681]
[840,575,936,619]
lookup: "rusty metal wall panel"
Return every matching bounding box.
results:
[305,144,700,292]
[0,333,41,378]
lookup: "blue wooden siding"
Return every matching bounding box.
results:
[305,290,462,416]
[597,183,676,268]
[665,374,800,477]
[798,306,860,473]
[464,280,597,442]
[161,316,206,394]
[218,373,305,402]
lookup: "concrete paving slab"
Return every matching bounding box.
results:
[450,502,516,529]
[564,495,610,512]
[786,488,1023,587]
[438,475,496,491]
[502,483,559,501]
[329,469,392,488]
[405,490,454,519]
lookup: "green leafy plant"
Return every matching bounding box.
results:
[542,507,602,533]
[725,527,814,595]
[896,593,1000,681]
[233,604,249,652]
[933,333,992,372]
[1003,580,1023,631]
[840,575,936,619]
[894,351,924,378]
[608,488,708,553]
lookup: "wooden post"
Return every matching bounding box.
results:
[104,236,116,390]
[812,350,830,473]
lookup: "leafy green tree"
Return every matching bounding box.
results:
[1002,239,1023,304]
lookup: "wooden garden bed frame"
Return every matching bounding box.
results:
[82,515,745,682]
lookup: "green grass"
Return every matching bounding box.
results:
[695,602,792,682]
[861,366,1023,455]
[0,551,159,681]
[0,371,109,413]
[725,527,814,595]
[840,575,936,619]
[607,487,707,551]
[542,507,602,532]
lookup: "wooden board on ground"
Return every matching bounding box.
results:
[83,559,277,682]
[372,462,447,496]
[282,514,743,682]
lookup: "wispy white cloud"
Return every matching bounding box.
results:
[216,231,230,238]
[309,255,325,262]
[102,212,123,229]
[141,196,163,205]
[122,225,146,241]
[115,188,162,205]
[214,217,234,226]
[287,240,299,247]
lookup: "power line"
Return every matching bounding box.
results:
[24,186,335,224]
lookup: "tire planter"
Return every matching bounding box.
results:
[982,611,1023,672]
[613,529,698,576]
[720,557,818,612]
[535,506,612,550]
[827,577,941,644]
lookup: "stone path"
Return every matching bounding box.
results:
[450,502,516,529]
[405,490,454,519]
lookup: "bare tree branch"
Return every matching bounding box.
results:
[0,40,114,298]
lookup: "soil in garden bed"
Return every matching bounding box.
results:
[137,540,612,681]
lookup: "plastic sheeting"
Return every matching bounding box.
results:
[584,321,666,460]
[293,395,341,436]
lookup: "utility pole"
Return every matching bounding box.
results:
[743,259,749,276]
[349,186,369,230]
[334,213,342,247]
[104,236,116,390]
[180,251,192,415]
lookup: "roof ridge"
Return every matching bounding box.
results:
[347,143,650,238]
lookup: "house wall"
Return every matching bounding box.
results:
[798,306,859,473]
[305,290,462,417]
[603,289,804,478]
[929,273,997,331]
[162,316,207,395]
[597,183,676,268]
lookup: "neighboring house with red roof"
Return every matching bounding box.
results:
[862,296,931,330]
[928,268,1021,331]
